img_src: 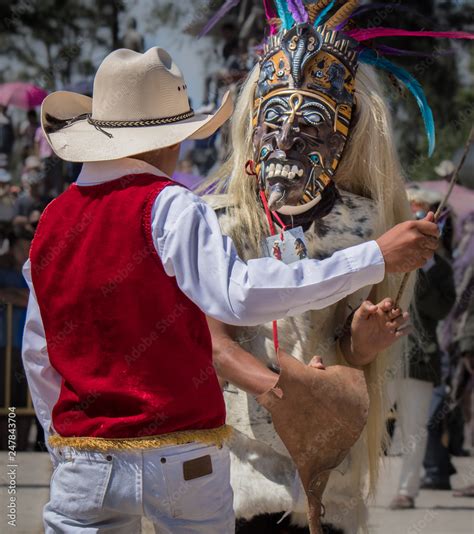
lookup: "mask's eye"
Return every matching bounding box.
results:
[312,70,324,79]
[264,107,283,123]
[303,111,323,126]
[259,146,271,160]
[309,153,321,165]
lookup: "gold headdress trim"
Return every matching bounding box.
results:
[307,0,333,25]
[326,0,359,28]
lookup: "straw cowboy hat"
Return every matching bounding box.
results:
[41,47,233,162]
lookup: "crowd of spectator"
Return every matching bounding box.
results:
[0,105,70,451]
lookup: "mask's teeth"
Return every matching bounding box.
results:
[291,165,299,174]
[275,163,283,174]
[267,163,275,178]
[298,169,304,177]
[288,172,295,179]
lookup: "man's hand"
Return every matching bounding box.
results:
[341,298,410,367]
[376,212,439,273]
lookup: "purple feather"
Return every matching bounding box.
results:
[376,44,453,58]
[287,0,308,24]
[199,0,241,38]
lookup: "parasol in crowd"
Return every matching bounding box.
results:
[0,82,48,109]
[419,180,474,219]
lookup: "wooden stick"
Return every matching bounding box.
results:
[434,126,474,219]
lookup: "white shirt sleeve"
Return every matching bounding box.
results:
[21,259,61,462]
[151,186,385,326]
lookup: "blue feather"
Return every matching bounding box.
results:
[314,0,336,27]
[359,49,436,156]
[275,0,294,30]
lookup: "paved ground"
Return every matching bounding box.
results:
[0,452,472,533]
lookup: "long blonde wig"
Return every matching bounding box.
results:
[205,63,414,494]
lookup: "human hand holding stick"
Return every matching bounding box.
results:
[375,212,439,274]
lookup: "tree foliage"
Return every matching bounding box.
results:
[356,0,473,180]
[0,0,125,90]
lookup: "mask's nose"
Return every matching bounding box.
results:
[276,120,296,152]
[267,183,286,211]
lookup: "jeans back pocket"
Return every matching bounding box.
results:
[49,457,113,520]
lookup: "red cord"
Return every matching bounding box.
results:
[246,161,286,355]
[259,188,282,354]
[271,209,287,231]
[259,190,277,235]
[271,209,288,241]
[272,321,279,354]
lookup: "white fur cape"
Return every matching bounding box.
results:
[206,189,380,532]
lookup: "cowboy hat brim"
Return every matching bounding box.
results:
[40,90,233,162]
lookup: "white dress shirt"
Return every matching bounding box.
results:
[22,157,385,443]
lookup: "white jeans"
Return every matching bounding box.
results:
[44,442,235,533]
[396,378,434,498]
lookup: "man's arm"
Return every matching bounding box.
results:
[207,317,278,396]
[151,187,437,327]
[152,186,384,326]
[21,259,62,462]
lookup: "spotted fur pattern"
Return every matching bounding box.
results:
[207,189,378,533]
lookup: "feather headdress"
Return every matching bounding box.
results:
[200,0,473,156]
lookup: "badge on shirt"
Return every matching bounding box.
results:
[263,226,308,264]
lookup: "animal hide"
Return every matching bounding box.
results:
[258,353,369,533]
[207,189,378,533]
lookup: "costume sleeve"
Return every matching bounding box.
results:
[21,259,62,463]
[151,186,385,326]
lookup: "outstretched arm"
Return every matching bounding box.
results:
[152,186,386,326]
[152,187,436,327]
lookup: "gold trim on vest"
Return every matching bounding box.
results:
[49,424,233,452]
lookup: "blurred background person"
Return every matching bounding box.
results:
[0,225,33,451]
[13,155,47,225]
[0,105,14,168]
[390,186,456,510]
[18,109,39,160]
[34,124,62,196]
[0,167,15,224]
[425,211,474,496]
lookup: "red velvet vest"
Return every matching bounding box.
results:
[30,174,225,439]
